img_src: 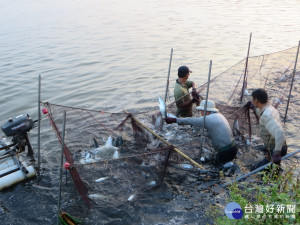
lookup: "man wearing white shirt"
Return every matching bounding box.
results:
[248,88,287,169]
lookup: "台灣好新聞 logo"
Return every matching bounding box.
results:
[225,202,243,219]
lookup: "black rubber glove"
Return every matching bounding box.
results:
[165,117,177,124]
[192,88,200,99]
[191,98,199,104]
[272,152,281,165]
[245,101,255,110]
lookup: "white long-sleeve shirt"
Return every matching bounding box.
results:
[255,104,285,154]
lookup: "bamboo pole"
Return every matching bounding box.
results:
[240,33,252,103]
[57,111,66,225]
[124,109,205,170]
[164,48,173,103]
[199,60,212,158]
[223,149,300,187]
[37,75,41,176]
[284,41,300,123]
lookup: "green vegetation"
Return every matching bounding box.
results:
[210,165,299,224]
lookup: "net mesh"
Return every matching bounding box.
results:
[168,45,300,141]
[43,102,183,207]
[42,45,300,208]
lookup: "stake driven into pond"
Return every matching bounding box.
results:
[37,75,41,176]
[199,60,212,159]
[240,32,252,103]
[164,48,173,103]
[123,109,205,170]
[57,111,66,225]
[284,40,300,123]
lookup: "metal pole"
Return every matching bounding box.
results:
[240,33,252,103]
[284,41,300,123]
[222,149,300,187]
[199,60,212,158]
[37,75,41,176]
[57,111,66,225]
[164,48,173,103]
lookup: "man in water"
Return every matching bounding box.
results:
[174,65,200,117]
[165,99,238,164]
[246,88,287,170]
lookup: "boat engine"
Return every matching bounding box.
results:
[1,114,37,156]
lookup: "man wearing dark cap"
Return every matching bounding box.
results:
[174,65,200,117]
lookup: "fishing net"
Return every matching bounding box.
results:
[42,102,205,208]
[168,45,300,143]
[166,45,300,185]
[42,45,300,208]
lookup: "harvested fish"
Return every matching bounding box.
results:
[93,138,99,148]
[148,181,156,186]
[179,163,193,169]
[279,74,286,81]
[158,96,167,119]
[105,136,113,146]
[112,136,123,147]
[154,115,162,128]
[274,98,283,104]
[95,177,107,183]
[127,194,135,201]
[244,88,251,96]
[246,139,250,145]
[88,194,107,200]
[167,112,177,118]
[113,149,119,159]
[79,136,120,164]
[233,118,241,136]
[222,162,239,176]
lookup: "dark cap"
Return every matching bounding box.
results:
[178,66,192,78]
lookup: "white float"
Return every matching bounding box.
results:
[0,155,36,191]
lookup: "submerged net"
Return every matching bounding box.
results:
[43,45,300,208]
[42,102,194,208]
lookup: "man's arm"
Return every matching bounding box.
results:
[176,117,204,127]
[186,80,196,89]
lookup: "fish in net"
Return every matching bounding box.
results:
[42,45,300,209]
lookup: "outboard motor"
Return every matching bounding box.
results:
[1,114,36,156]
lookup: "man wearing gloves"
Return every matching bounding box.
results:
[165,99,238,164]
[247,88,287,170]
[174,65,201,117]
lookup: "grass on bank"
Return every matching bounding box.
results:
[209,164,299,225]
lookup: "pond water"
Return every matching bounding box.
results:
[0,0,299,224]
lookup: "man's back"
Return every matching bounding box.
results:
[176,112,233,150]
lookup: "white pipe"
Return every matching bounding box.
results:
[0,165,19,177]
[0,166,36,191]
